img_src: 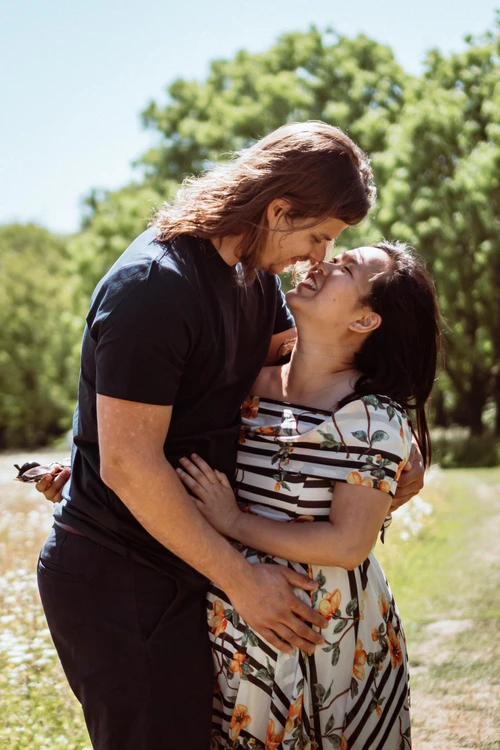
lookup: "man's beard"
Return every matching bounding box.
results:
[264,257,311,275]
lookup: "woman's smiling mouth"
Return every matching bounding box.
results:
[299,272,318,291]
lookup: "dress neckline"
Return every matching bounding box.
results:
[254,394,335,418]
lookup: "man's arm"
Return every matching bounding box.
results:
[97,394,327,653]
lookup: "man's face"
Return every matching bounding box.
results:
[258,202,349,274]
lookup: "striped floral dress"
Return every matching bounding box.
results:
[207,394,413,750]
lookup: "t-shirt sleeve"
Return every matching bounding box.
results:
[273,274,295,335]
[92,263,200,406]
[308,396,413,498]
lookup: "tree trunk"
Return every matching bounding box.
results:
[431,386,449,427]
[447,363,490,436]
[494,369,500,437]
[451,387,488,436]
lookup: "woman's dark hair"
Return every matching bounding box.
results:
[341,241,442,467]
[152,121,375,282]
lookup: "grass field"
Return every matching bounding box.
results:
[377,467,500,749]
[1,452,499,749]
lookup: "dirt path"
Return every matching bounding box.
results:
[409,478,500,749]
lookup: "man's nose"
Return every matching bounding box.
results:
[309,245,327,263]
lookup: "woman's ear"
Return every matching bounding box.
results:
[266,198,291,230]
[348,311,382,335]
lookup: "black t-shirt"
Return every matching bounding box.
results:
[55,229,294,584]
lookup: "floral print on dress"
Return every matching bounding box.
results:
[266,719,284,750]
[229,704,252,740]
[241,395,260,420]
[208,395,412,749]
[209,600,227,638]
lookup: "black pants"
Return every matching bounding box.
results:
[37,525,213,750]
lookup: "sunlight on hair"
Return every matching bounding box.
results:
[291,259,313,286]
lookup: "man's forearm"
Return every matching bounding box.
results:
[105,456,251,595]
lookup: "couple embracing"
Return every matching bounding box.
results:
[37,121,439,750]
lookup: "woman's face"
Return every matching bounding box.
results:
[286,246,391,333]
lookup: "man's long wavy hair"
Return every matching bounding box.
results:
[152,121,376,282]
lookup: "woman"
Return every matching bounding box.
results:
[175,242,440,749]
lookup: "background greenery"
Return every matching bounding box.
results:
[1,21,500,461]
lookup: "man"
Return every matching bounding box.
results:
[37,122,423,749]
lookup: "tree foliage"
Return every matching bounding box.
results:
[3,23,500,449]
[139,28,408,185]
[374,24,500,433]
[0,225,82,447]
[70,182,167,299]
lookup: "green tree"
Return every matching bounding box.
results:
[0,224,82,447]
[70,22,500,442]
[139,27,408,186]
[373,23,500,434]
[76,28,409,319]
[70,182,167,299]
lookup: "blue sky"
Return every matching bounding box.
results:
[1,0,497,234]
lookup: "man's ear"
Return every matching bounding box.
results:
[266,198,292,229]
[348,312,382,334]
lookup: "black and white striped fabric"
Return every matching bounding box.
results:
[207,395,413,750]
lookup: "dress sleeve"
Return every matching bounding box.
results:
[93,262,200,406]
[309,395,413,498]
[273,274,295,334]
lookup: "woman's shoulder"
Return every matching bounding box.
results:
[334,394,409,421]
[330,394,412,457]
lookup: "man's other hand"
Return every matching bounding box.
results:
[390,440,425,512]
[225,563,328,655]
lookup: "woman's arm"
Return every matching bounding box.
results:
[177,454,392,570]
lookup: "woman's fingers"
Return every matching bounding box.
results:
[175,467,206,498]
[178,456,215,489]
[178,455,229,495]
[189,453,219,484]
[215,470,231,488]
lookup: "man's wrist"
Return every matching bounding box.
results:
[213,551,253,597]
